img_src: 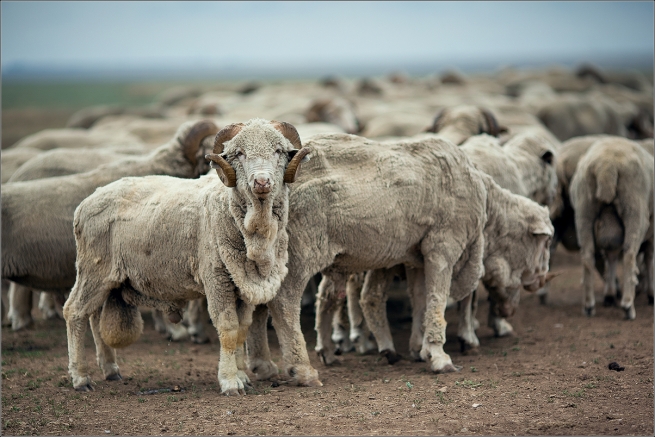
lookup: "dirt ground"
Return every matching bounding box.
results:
[1,247,653,436]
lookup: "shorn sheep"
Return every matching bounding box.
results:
[245,133,499,385]
[2,120,219,330]
[63,119,311,395]
[569,137,653,320]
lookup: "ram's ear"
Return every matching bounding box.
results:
[205,153,237,187]
[284,148,311,183]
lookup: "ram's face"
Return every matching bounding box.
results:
[227,129,291,198]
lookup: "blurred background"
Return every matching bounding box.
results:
[2,1,653,147]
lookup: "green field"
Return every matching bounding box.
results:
[2,81,196,110]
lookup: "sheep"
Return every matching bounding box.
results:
[9,128,143,151]
[66,104,166,129]
[1,147,43,184]
[245,133,493,385]
[535,94,632,141]
[327,174,554,363]
[424,105,507,145]
[63,119,311,394]
[2,120,219,331]
[304,96,361,134]
[7,146,152,183]
[325,129,557,353]
[569,137,654,319]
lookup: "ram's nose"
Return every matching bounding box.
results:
[253,176,272,194]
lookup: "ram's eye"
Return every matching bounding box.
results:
[275,149,282,155]
[236,151,245,158]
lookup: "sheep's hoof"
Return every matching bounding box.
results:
[105,372,122,381]
[603,295,616,307]
[433,363,462,374]
[222,388,244,396]
[583,306,595,317]
[459,340,480,356]
[538,293,548,305]
[73,377,94,392]
[622,306,636,320]
[410,350,424,362]
[648,295,654,306]
[11,316,34,332]
[316,349,340,366]
[190,334,210,344]
[380,349,402,365]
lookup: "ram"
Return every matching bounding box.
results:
[2,120,218,331]
[63,119,310,394]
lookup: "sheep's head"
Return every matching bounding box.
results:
[426,106,507,145]
[485,200,555,317]
[205,118,310,198]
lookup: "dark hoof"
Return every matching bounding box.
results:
[584,306,595,317]
[538,294,548,305]
[75,383,94,392]
[648,295,654,306]
[334,346,343,356]
[459,338,479,355]
[603,295,616,307]
[191,335,210,345]
[105,372,122,381]
[381,349,402,365]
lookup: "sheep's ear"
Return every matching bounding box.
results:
[541,150,554,165]
[530,222,552,237]
[205,153,237,187]
[284,148,311,183]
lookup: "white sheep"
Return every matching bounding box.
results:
[63,119,310,395]
[2,120,219,331]
[569,136,654,319]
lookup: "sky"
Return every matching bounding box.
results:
[1,1,653,79]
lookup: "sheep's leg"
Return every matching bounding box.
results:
[619,202,650,320]
[346,273,377,355]
[406,268,426,361]
[643,239,654,305]
[206,291,244,396]
[470,288,480,330]
[187,297,210,344]
[315,275,345,366]
[266,271,322,387]
[235,300,254,390]
[360,269,399,364]
[331,297,353,355]
[88,309,121,381]
[487,292,515,337]
[1,279,10,327]
[63,280,110,392]
[602,251,620,306]
[152,309,167,334]
[38,292,61,320]
[457,292,480,354]
[575,201,600,316]
[246,305,279,381]
[8,282,34,331]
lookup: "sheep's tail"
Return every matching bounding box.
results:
[594,163,618,204]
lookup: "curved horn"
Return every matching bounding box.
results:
[480,108,500,137]
[426,108,446,133]
[270,120,302,149]
[182,120,220,166]
[204,123,244,187]
[213,123,244,154]
[283,147,311,183]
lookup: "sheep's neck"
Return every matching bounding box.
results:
[229,188,288,274]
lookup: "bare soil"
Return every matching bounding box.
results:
[1,248,653,436]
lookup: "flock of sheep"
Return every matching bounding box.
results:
[1,64,653,395]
